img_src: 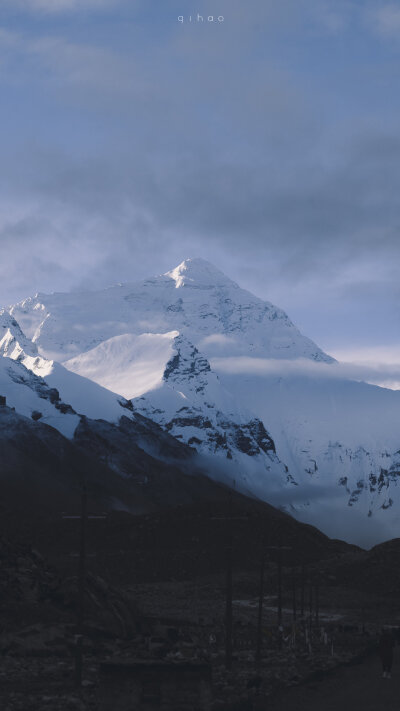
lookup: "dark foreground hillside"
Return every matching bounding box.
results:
[2,393,399,710]
[1,482,399,711]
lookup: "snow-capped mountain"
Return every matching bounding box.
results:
[4,258,400,546]
[9,258,332,366]
[133,333,290,498]
[0,307,223,513]
[0,353,79,438]
[216,367,400,541]
[0,308,129,427]
[0,309,38,359]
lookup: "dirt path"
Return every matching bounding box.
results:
[267,650,400,711]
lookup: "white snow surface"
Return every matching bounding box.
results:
[0,356,79,438]
[0,309,38,359]
[9,258,333,364]
[0,308,129,427]
[64,331,179,399]
[5,258,400,546]
[131,333,290,500]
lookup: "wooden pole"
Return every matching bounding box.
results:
[292,572,297,622]
[300,563,305,618]
[256,545,265,664]
[75,485,87,688]
[277,548,282,628]
[225,493,233,670]
[212,494,247,671]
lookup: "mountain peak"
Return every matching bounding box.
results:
[164,258,236,289]
[0,308,38,359]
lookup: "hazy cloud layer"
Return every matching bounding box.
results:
[2,0,125,13]
[0,0,399,359]
[211,356,400,390]
[370,4,400,38]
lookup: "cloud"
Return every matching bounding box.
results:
[199,334,237,348]
[369,4,400,38]
[197,445,389,548]
[330,344,400,364]
[210,356,400,390]
[0,194,158,305]
[0,27,143,98]
[30,36,134,94]
[0,0,400,358]
[307,0,356,35]
[3,0,124,13]
[292,501,393,549]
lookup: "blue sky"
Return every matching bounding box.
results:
[1,0,400,369]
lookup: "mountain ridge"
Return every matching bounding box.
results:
[3,257,400,546]
[9,258,334,364]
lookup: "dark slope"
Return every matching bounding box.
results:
[1,402,371,595]
[0,405,231,514]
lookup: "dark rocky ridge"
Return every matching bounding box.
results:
[0,405,237,515]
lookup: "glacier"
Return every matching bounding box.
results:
[3,258,400,546]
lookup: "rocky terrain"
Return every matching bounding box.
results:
[0,494,397,710]
[3,258,400,544]
[1,259,400,708]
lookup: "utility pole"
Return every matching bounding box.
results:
[223,489,234,671]
[62,487,106,687]
[212,491,247,670]
[266,544,292,627]
[76,484,87,688]
[277,548,283,628]
[300,563,305,618]
[266,542,292,653]
[256,532,266,666]
[292,571,297,622]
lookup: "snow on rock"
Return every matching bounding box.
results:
[9,258,333,364]
[33,360,130,424]
[0,356,79,438]
[133,334,291,499]
[0,311,131,429]
[64,331,179,399]
[5,258,400,545]
[0,309,38,360]
[215,369,400,545]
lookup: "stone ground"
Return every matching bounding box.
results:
[2,512,399,710]
[268,649,400,711]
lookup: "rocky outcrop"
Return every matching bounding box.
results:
[133,335,288,491]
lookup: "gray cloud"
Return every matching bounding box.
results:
[2,0,126,13]
[367,3,400,39]
[0,0,399,355]
[210,356,400,390]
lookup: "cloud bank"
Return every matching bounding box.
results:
[0,0,399,358]
[3,0,124,13]
[210,356,400,391]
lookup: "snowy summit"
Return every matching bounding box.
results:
[2,258,400,546]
